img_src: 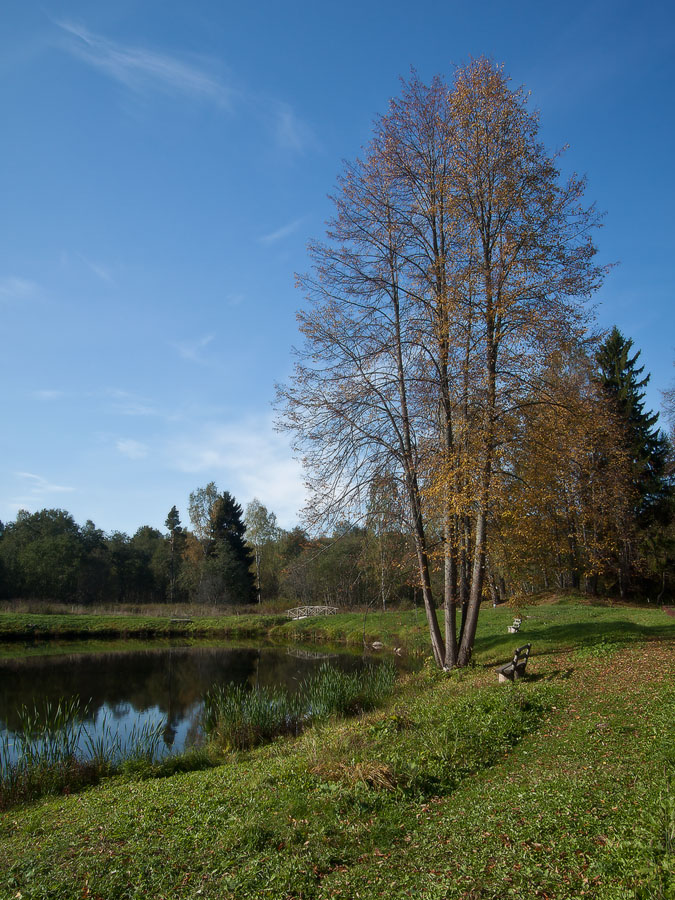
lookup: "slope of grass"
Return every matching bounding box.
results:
[1,597,672,655]
[0,612,284,641]
[274,600,675,661]
[0,603,673,899]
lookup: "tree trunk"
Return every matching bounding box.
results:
[457,508,487,666]
[443,513,458,667]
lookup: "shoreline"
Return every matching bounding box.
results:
[1,632,673,899]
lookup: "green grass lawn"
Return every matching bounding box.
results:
[275,599,675,662]
[0,612,284,641]
[1,601,673,899]
[1,597,672,658]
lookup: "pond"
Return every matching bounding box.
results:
[0,639,404,762]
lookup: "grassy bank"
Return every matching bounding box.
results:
[1,664,396,809]
[273,599,675,662]
[2,595,673,654]
[0,603,673,899]
[0,611,284,641]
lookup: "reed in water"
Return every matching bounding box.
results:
[203,660,397,750]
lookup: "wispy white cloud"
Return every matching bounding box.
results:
[273,103,315,153]
[59,251,117,284]
[166,416,305,527]
[16,472,75,495]
[0,276,38,301]
[29,386,166,419]
[57,21,233,108]
[33,389,64,400]
[81,255,114,284]
[172,334,215,364]
[55,21,314,154]
[106,389,159,417]
[31,387,161,417]
[116,438,149,460]
[259,218,304,245]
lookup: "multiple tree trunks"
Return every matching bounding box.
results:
[279,59,604,668]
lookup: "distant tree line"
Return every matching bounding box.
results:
[0,482,421,608]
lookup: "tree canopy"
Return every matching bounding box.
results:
[279,59,605,667]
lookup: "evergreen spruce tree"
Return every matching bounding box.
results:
[208,491,256,603]
[165,505,185,603]
[597,327,671,525]
[597,327,673,594]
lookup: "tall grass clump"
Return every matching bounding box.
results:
[203,684,305,750]
[303,661,396,719]
[204,661,396,750]
[0,698,165,809]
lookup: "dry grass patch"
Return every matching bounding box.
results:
[311,759,397,790]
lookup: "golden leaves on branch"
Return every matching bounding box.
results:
[489,352,634,586]
[280,58,606,663]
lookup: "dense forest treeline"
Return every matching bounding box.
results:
[0,325,673,610]
[0,486,420,609]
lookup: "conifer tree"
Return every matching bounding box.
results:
[597,327,671,527]
[208,491,256,603]
[597,327,673,594]
[165,505,184,603]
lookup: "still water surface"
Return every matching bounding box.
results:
[0,640,397,759]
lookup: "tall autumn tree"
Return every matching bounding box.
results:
[491,347,632,595]
[279,59,604,668]
[188,482,220,548]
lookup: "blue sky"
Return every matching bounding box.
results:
[1,0,674,535]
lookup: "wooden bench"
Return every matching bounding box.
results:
[507,617,522,634]
[496,643,531,682]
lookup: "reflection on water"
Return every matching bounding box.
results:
[0,641,400,759]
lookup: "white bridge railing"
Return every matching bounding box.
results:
[286,605,339,620]
[286,647,337,660]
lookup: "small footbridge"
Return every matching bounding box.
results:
[285,605,339,620]
[286,647,337,660]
